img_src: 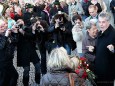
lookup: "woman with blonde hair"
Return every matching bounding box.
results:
[47,47,71,71]
[40,47,92,86]
[40,47,73,86]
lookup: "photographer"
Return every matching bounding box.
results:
[47,12,75,54]
[16,19,41,86]
[0,19,18,86]
[32,19,49,76]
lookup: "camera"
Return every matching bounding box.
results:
[58,16,64,28]
[35,23,41,32]
[59,22,64,28]
[15,21,23,29]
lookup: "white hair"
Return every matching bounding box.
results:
[47,47,71,71]
[98,12,111,22]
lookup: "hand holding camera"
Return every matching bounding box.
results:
[36,24,44,31]
[35,21,44,32]
[74,24,80,29]
[15,19,24,29]
[11,25,18,33]
[15,19,25,35]
[74,24,82,32]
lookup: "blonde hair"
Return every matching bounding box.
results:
[47,47,71,71]
[70,56,80,70]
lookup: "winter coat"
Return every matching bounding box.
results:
[33,5,42,17]
[17,27,40,67]
[0,33,18,70]
[82,32,97,62]
[41,10,50,25]
[72,26,86,54]
[62,4,69,14]
[40,68,87,86]
[82,1,89,16]
[46,21,76,52]
[95,25,115,80]
[35,26,49,53]
[23,12,33,26]
[110,0,115,13]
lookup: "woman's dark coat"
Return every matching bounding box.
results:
[41,11,50,25]
[0,33,18,70]
[17,27,40,67]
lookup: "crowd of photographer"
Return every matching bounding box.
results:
[0,0,115,86]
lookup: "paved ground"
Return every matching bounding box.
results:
[13,50,40,86]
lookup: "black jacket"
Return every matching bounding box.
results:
[110,0,115,13]
[0,33,18,70]
[95,25,115,80]
[17,27,40,67]
[41,11,50,25]
[23,12,33,26]
[46,21,76,52]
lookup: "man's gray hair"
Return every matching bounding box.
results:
[86,19,97,30]
[98,12,111,21]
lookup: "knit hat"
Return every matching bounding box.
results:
[25,3,33,8]
[54,0,60,5]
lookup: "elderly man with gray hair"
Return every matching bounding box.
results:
[88,12,115,86]
[82,19,98,71]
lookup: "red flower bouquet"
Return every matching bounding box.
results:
[75,57,96,85]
